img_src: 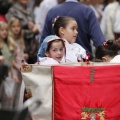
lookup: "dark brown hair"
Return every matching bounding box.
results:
[95,39,120,60]
[46,39,65,52]
[52,16,76,37]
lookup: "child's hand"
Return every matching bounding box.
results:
[25,89,32,99]
[20,60,28,71]
[24,53,29,60]
[34,62,39,64]
[0,56,4,65]
[21,60,27,67]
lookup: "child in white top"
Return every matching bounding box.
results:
[95,39,120,63]
[38,35,65,65]
[52,16,89,63]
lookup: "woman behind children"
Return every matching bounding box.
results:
[95,39,120,63]
[48,16,88,63]
[7,17,27,108]
[37,35,65,65]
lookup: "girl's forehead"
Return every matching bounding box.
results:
[11,20,20,25]
[51,41,64,47]
[51,40,61,43]
[67,19,76,23]
[0,25,8,29]
[66,20,77,26]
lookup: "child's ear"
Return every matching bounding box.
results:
[102,57,107,62]
[59,27,64,35]
[45,51,49,57]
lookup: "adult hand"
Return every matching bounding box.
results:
[28,21,35,30]
[32,24,39,33]
[24,53,29,60]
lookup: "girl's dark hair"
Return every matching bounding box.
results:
[116,0,120,2]
[46,39,65,52]
[95,39,120,60]
[52,16,76,37]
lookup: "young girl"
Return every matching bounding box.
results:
[38,35,65,65]
[38,16,89,63]
[8,17,28,72]
[8,17,27,108]
[6,0,39,64]
[0,22,12,68]
[54,16,90,62]
[95,39,120,63]
[0,21,17,109]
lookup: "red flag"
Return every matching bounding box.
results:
[53,65,120,120]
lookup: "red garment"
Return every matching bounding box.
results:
[0,15,7,22]
[53,65,120,120]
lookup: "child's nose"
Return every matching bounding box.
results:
[58,51,62,54]
[75,30,78,34]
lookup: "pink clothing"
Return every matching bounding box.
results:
[0,15,7,22]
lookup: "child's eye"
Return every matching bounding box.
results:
[60,48,64,51]
[72,27,77,31]
[53,49,57,52]
[71,28,75,30]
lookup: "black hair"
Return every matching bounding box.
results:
[0,65,8,83]
[52,16,76,37]
[116,0,120,2]
[95,39,120,60]
[0,0,12,15]
[46,39,65,52]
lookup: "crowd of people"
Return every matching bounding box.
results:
[0,0,120,112]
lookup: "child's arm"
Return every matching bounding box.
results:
[74,43,88,61]
[0,56,4,66]
[12,60,20,71]
[11,67,19,83]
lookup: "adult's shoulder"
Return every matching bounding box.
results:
[47,2,64,12]
[39,0,58,10]
[48,2,94,15]
[104,1,119,17]
[7,3,22,13]
[10,3,20,9]
[77,3,96,18]
[82,4,95,12]
[105,1,119,11]
[72,3,95,15]
[5,3,18,19]
[7,3,16,11]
